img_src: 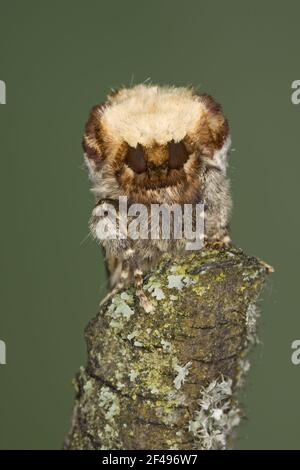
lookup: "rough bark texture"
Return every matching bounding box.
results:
[64,244,271,450]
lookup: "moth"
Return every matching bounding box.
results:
[83,84,232,312]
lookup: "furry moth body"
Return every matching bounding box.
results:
[83,84,232,312]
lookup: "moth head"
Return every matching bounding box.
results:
[114,138,193,192]
[83,85,230,198]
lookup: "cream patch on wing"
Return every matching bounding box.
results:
[101,85,205,147]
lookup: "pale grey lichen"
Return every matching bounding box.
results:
[107,292,134,328]
[83,380,94,395]
[235,302,260,389]
[167,274,195,290]
[115,370,125,391]
[161,339,172,352]
[245,302,260,345]
[188,377,241,450]
[145,281,166,300]
[128,369,138,382]
[116,381,125,390]
[98,386,120,421]
[167,274,185,289]
[98,424,119,450]
[97,386,122,449]
[183,277,196,286]
[127,331,136,341]
[173,361,192,390]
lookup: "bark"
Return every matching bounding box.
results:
[64,244,271,450]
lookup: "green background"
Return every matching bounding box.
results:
[0,0,299,450]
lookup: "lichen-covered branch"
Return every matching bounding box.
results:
[64,245,271,450]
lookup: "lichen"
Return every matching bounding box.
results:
[145,280,166,300]
[173,361,192,390]
[107,291,135,329]
[128,369,138,382]
[167,274,195,290]
[161,339,172,352]
[83,380,94,395]
[188,377,241,450]
[98,386,120,421]
[167,274,185,289]
[246,302,260,345]
[65,245,270,450]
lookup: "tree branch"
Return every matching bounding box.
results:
[64,244,271,450]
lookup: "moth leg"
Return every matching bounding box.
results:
[104,253,123,289]
[205,224,232,247]
[133,268,154,314]
[211,232,232,246]
[99,262,130,308]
